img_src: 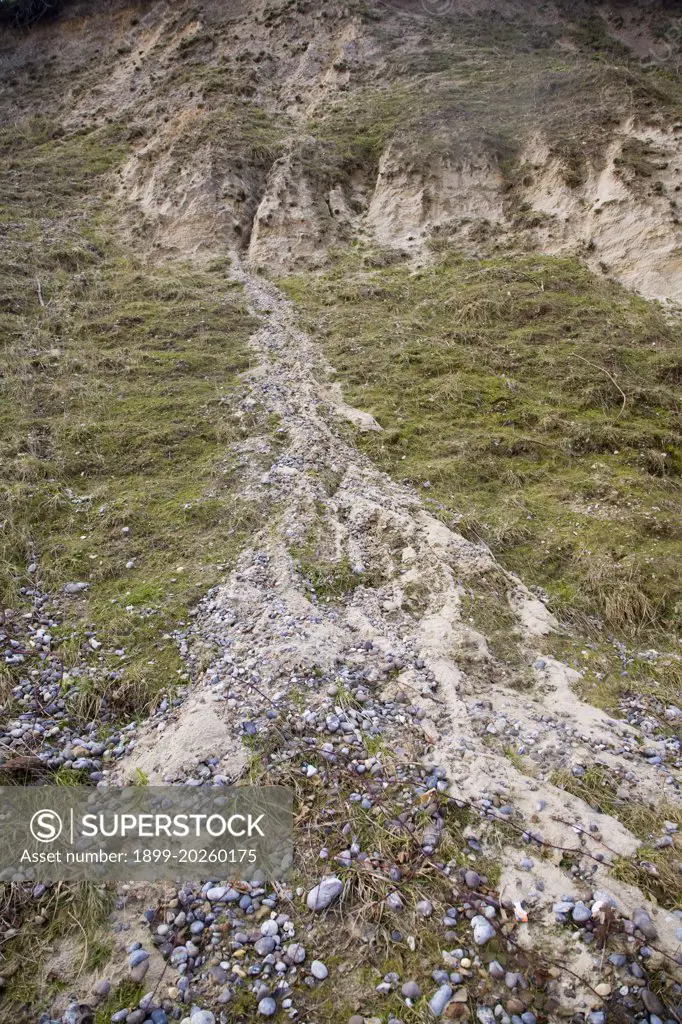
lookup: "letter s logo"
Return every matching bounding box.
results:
[30,809,63,843]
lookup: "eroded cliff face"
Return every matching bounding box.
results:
[3,0,682,299]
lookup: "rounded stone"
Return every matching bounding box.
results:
[402,981,422,1000]
[572,903,591,924]
[258,997,277,1017]
[471,915,496,945]
[306,876,343,912]
[128,949,149,968]
[286,942,306,964]
[311,959,328,980]
[633,908,657,940]
[641,989,665,1015]
[130,961,149,984]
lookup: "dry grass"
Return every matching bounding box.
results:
[245,736,511,1022]
[0,882,114,1017]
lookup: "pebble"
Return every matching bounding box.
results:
[206,887,229,902]
[287,943,306,964]
[258,997,277,1017]
[471,915,496,945]
[641,989,665,1015]
[429,984,453,1016]
[306,876,343,911]
[130,960,149,983]
[572,902,591,924]
[633,908,658,939]
[310,960,328,980]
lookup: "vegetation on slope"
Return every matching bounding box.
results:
[551,764,682,910]
[304,2,682,191]
[0,117,266,720]
[281,246,682,709]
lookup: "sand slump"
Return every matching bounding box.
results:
[117,252,682,1011]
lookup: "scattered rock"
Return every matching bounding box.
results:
[310,960,328,980]
[633,908,658,939]
[471,916,496,945]
[306,877,343,912]
[429,985,453,1016]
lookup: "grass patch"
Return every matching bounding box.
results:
[461,571,526,667]
[290,513,388,601]
[0,115,268,724]
[281,248,681,657]
[0,882,114,1017]
[298,554,385,601]
[503,746,539,777]
[546,637,682,732]
[94,982,145,1024]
